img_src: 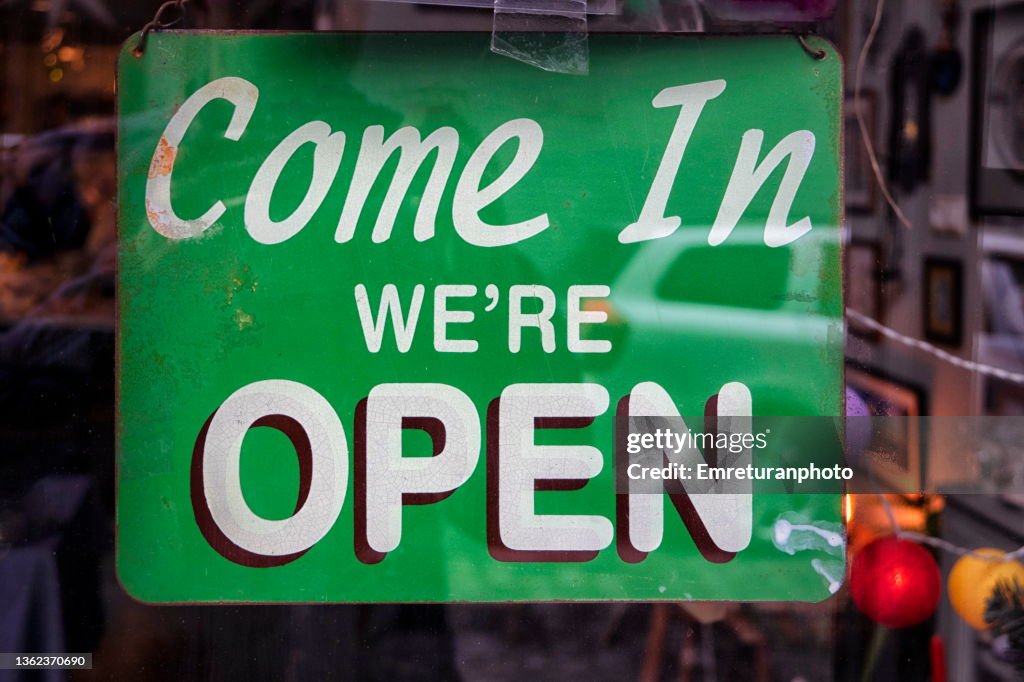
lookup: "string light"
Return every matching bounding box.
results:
[869,482,1024,563]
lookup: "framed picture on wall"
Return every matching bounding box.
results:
[846,240,883,339]
[846,365,926,494]
[982,253,1024,336]
[923,257,963,347]
[981,378,1024,506]
[844,90,877,213]
[985,377,1024,416]
[970,3,1024,217]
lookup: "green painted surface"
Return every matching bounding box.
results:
[117,32,844,603]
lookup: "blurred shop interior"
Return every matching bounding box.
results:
[2,0,1024,680]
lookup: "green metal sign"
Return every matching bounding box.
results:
[117,32,844,603]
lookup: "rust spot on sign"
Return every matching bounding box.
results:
[233,308,254,331]
[149,136,177,177]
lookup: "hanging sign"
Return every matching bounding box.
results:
[117,32,844,603]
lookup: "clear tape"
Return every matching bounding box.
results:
[491,0,590,75]
[372,0,615,14]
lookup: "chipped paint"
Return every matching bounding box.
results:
[149,135,177,178]
[233,307,254,331]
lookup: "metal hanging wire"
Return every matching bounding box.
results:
[796,33,826,60]
[132,0,193,58]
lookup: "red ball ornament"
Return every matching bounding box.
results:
[850,536,941,628]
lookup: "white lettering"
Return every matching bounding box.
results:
[567,285,612,353]
[199,380,347,558]
[453,119,550,247]
[434,285,478,353]
[497,384,613,553]
[363,383,480,554]
[709,129,816,247]
[354,283,425,353]
[618,80,727,244]
[335,126,458,243]
[245,121,345,244]
[146,77,258,239]
[508,284,556,353]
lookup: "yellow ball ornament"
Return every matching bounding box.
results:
[947,548,1024,630]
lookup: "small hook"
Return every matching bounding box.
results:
[132,0,191,58]
[797,33,827,61]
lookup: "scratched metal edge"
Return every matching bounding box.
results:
[112,30,847,605]
[113,34,132,605]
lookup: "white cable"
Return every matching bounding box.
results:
[854,0,913,230]
[848,309,1024,385]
